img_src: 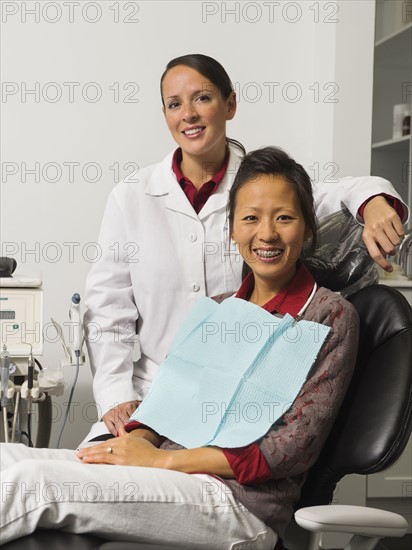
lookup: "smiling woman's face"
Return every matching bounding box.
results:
[232,174,308,294]
[161,65,236,160]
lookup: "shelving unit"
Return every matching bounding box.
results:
[369,1,412,512]
[371,2,412,229]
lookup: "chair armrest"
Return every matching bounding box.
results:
[295,505,408,538]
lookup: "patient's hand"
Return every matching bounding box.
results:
[77,434,164,467]
[362,196,405,272]
[77,435,234,477]
[102,400,141,436]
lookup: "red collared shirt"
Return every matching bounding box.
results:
[172,147,230,214]
[235,262,315,317]
[220,263,317,485]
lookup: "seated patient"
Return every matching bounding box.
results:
[0,147,359,550]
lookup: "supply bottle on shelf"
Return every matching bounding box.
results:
[393,104,409,139]
[402,108,411,136]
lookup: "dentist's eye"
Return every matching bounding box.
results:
[197,94,210,103]
[167,101,180,109]
[243,215,257,221]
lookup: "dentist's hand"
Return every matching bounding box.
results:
[362,196,405,272]
[102,400,141,436]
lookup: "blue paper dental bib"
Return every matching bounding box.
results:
[130,296,330,448]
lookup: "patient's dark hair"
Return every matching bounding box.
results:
[228,146,318,278]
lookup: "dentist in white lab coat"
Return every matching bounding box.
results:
[83,54,408,443]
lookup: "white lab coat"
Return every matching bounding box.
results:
[83,146,407,440]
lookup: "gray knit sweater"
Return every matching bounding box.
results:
[160,287,359,539]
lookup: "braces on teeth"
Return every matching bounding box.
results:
[256,250,282,257]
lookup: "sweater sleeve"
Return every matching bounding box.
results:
[257,293,359,481]
[222,292,359,485]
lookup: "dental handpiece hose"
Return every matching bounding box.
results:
[1,346,12,442]
[1,345,11,408]
[28,351,34,392]
[27,350,35,446]
[57,293,82,448]
[70,293,82,358]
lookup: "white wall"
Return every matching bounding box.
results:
[1,0,376,448]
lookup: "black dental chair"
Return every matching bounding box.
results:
[2,284,412,550]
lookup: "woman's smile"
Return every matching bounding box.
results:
[253,246,284,262]
[181,125,206,138]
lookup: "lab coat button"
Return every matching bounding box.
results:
[189,233,197,242]
[192,284,200,292]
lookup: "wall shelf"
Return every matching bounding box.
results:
[375,21,412,47]
[372,135,410,150]
[371,2,412,229]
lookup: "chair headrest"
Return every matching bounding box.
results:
[303,209,378,297]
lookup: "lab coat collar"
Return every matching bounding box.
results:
[145,151,199,220]
[144,147,243,221]
[144,151,175,196]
